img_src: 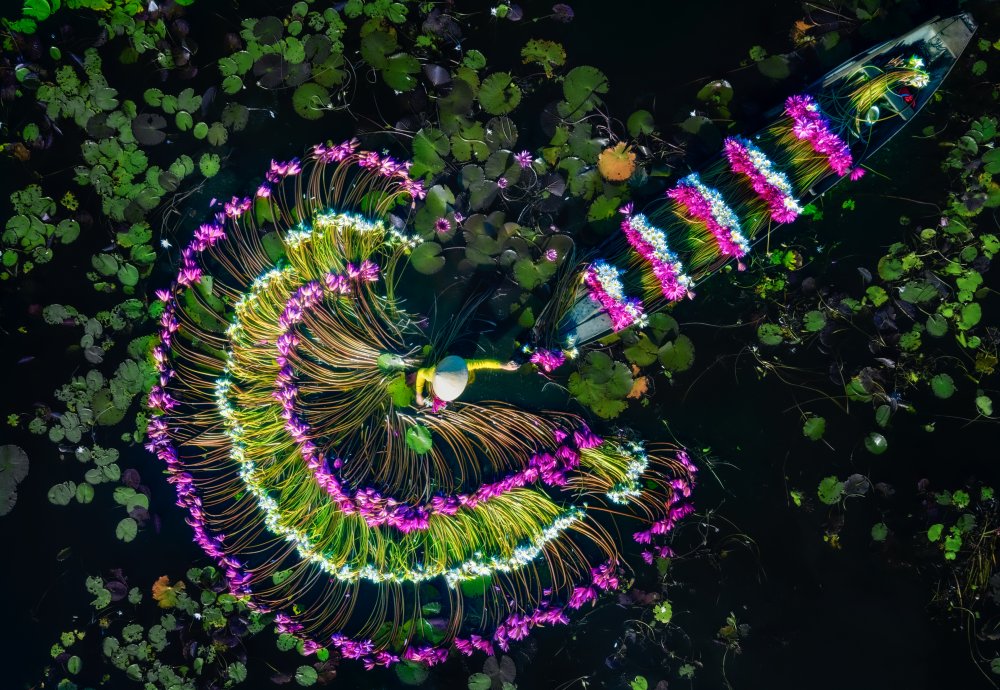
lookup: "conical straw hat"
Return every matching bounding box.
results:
[432,355,469,401]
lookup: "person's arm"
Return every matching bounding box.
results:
[466,359,519,373]
[414,366,433,406]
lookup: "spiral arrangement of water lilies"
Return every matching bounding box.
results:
[146,141,696,669]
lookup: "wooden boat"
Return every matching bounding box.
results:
[547,13,977,350]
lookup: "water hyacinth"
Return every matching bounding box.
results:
[620,211,694,302]
[784,94,855,176]
[667,174,750,260]
[584,260,648,331]
[724,136,803,223]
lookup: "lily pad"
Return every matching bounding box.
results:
[292,82,329,120]
[560,66,609,117]
[383,53,420,92]
[658,335,695,372]
[409,241,445,275]
[627,110,655,137]
[802,416,825,441]
[817,476,844,505]
[131,113,167,145]
[930,373,955,399]
[395,661,429,686]
[295,665,318,686]
[864,432,888,455]
[405,424,433,455]
[115,517,138,542]
[479,72,522,115]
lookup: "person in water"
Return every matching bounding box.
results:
[414,355,519,407]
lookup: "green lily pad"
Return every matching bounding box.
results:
[405,424,433,455]
[395,661,429,686]
[658,335,695,372]
[383,53,420,92]
[48,481,77,506]
[802,416,825,441]
[817,476,844,505]
[559,66,609,117]
[627,110,655,137]
[864,432,888,455]
[802,310,827,332]
[409,241,445,275]
[479,72,522,115]
[295,664,318,686]
[468,673,492,690]
[292,82,329,120]
[931,373,955,399]
[115,517,138,542]
[757,323,783,346]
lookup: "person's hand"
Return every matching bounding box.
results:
[502,360,520,371]
[415,393,425,406]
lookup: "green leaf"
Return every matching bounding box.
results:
[757,55,791,79]
[630,677,649,690]
[405,424,433,455]
[658,334,695,372]
[76,483,95,504]
[468,673,492,690]
[875,404,891,428]
[802,416,825,441]
[864,432,888,455]
[624,334,659,367]
[927,523,944,542]
[877,255,903,280]
[627,110,655,137]
[198,153,221,178]
[757,323,783,346]
[559,66,609,117]
[462,50,486,70]
[976,395,993,416]
[48,481,76,505]
[295,665,318,686]
[817,476,844,505]
[292,82,329,120]
[959,302,982,330]
[115,517,138,542]
[930,373,955,399]
[117,263,139,287]
[899,281,937,304]
[802,310,827,332]
[926,313,948,337]
[409,241,445,275]
[395,661,430,686]
[175,110,193,131]
[871,523,888,542]
[229,661,248,683]
[653,601,672,624]
[23,0,53,22]
[479,72,522,115]
[382,53,420,92]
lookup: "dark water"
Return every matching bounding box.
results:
[2,0,993,688]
